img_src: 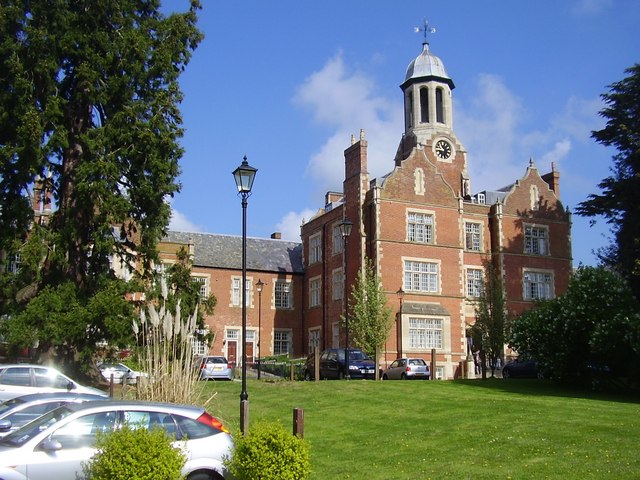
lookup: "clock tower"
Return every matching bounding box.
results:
[395,27,470,197]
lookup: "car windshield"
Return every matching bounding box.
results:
[348,350,369,361]
[0,405,73,447]
[207,358,226,364]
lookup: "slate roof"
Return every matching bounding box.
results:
[163,231,304,274]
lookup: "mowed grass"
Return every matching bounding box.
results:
[201,378,640,479]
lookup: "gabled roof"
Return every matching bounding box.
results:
[163,231,304,274]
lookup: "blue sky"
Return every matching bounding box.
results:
[164,0,639,267]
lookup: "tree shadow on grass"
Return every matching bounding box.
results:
[454,377,640,404]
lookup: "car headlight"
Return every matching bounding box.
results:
[349,365,360,371]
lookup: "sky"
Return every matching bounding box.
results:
[163,0,640,267]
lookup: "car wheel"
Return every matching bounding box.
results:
[401,373,407,380]
[382,374,388,380]
[502,369,510,379]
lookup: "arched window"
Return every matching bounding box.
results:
[420,87,429,123]
[405,91,414,129]
[436,88,444,123]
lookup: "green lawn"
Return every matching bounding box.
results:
[201,378,640,479]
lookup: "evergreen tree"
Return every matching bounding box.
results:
[575,64,640,300]
[347,259,393,359]
[0,1,203,364]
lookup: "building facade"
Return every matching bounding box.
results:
[158,40,571,378]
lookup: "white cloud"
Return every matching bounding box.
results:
[541,139,572,166]
[276,209,318,242]
[293,52,403,194]
[169,207,203,233]
[456,73,526,190]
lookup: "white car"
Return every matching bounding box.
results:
[98,362,147,385]
[0,365,107,401]
[0,400,233,480]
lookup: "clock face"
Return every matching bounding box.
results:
[434,139,452,160]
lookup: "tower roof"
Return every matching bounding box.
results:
[403,43,454,89]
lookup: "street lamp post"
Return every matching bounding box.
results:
[396,288,404,358]
[256,279,264,381]
[339,218,353,380]
[232,155,257,436]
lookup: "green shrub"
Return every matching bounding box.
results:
[83,424,186,480]
[225,420,311,480]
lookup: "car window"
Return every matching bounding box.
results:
[174,414,216,439]
[0,367,32,387]
[207,357,226,364]
[0,406,73,447]
[5,402,65,429]
[390,360,400,368]
[409,359,426,366]
[49,411,116,449]
[33,368,72,389]
[123,411,152,429]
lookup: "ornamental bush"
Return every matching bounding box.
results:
[225,420,311,480]
[83,424,186,480]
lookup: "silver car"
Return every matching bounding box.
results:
[98,362,147,385]
[0,392,106,437]
[0,400,233,480]
[382,358,431,380]
[199,356,234,381]
[0,364,108,401]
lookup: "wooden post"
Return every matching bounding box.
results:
[293,408,304,438]
[290,362,295,381]
[314,348,320,381]
[431,348,437,380]
[375,346,380,380]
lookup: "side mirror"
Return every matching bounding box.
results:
[66,381,76,391]
[40,438,63,452]
[0,419,12,432]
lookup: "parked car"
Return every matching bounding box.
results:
[382,358,431,380]
[98,362,147,385]
[304,348,376,380]
[0,400,233,480]
[0,365,108,401]
[0,392,106,437]
[502,357,543,379]
[199,356,235,381]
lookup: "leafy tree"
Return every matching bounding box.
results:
[468,260,506,378]
[508,266,640,388]
[0,1,203,362]
[575,64,640,300]
[347,259,393,359]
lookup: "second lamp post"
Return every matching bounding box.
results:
[339,218,353,380]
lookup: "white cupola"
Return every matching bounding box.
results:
[400,41,455,145]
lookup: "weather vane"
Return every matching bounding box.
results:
[414,18,436,45]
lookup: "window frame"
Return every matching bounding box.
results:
[274,281,292,309]
[309,233,322,265]
[464,221,482,252]
[524,224,549,255]
[408,317,443,350]
[309,276,322,308]
[403,259,440,294]
[407,210,435,244]
[466,268,484,298]
[273,329,292,356]
[523,269,554,300]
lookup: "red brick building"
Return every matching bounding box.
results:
[299,41,571,378]
[159,40,571,378]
